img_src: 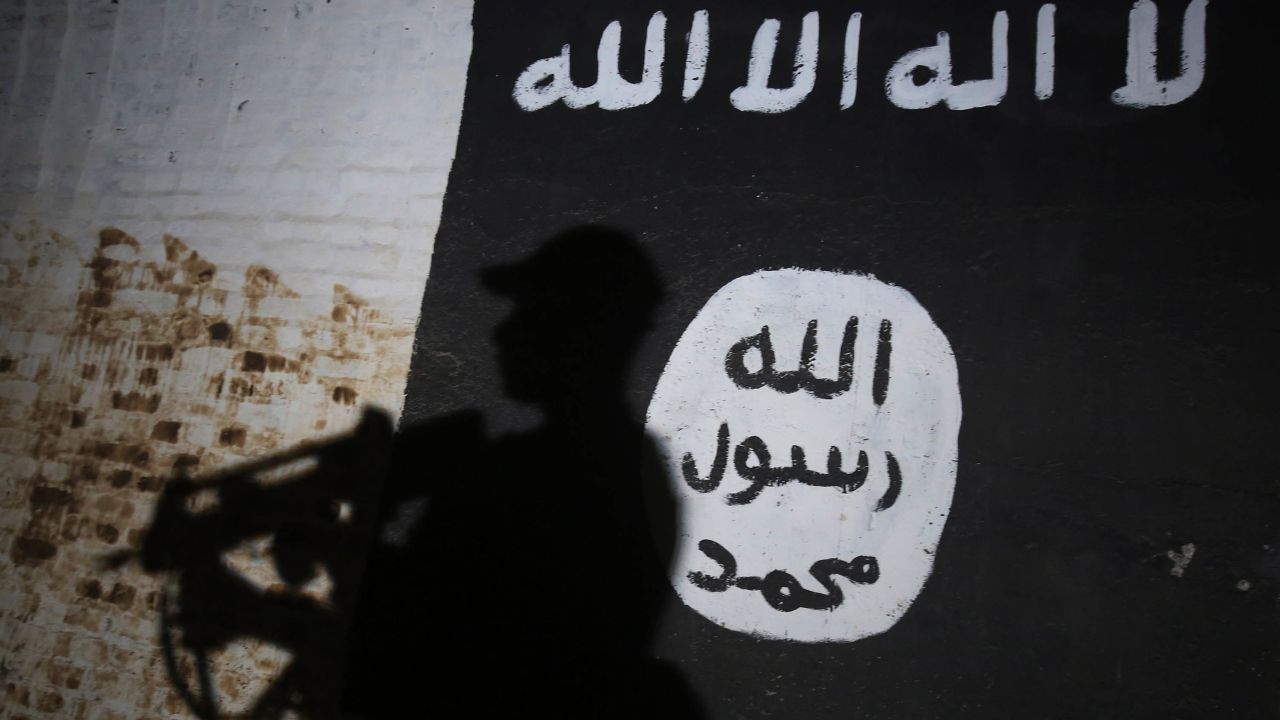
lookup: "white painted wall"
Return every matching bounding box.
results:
[1,0,471,342]
[0,2,472,717]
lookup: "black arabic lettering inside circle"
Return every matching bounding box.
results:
[688,538,880,612]
[682,317,900,505]
[724,316,893,404]
[681,422,902,509]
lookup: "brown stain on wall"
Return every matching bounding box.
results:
[0,221,414,720]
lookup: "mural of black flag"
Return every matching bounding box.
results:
[401,0,1277,716]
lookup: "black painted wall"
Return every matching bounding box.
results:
[392,1,1277,717]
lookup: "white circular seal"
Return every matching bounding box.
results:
[646,269,961,642]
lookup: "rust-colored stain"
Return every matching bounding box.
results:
[12,536,58,565]
[242,350,267,372]
[150,421,181,443]
[208,321,232,342]
[0,221,414,719]
[218,426,247,448]
[95,523,120,544]
[111,391,161,413]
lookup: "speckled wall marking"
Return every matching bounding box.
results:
[0,0,474,716]
[0,223,416,717]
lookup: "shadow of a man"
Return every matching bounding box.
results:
[342,226,701,718]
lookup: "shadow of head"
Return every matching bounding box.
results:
[118,225,702,719]
[483,225,661,406]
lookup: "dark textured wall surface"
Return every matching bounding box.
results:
[400,1,1278,717]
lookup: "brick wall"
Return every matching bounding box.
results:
[0,2,473,717]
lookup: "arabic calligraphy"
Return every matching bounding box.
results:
[688,539,880,612]
[729,12,820,113]
[724,317,892,403]
[512,12,667,111]
[1112,0,1208,108]
[681,421,903,509]
[873,318,892,406]
[513,4,1209,113]
[678,315,901,508]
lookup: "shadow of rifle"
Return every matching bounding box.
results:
[103,408,394,720]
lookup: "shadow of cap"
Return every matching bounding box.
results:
[481,225,663,314]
